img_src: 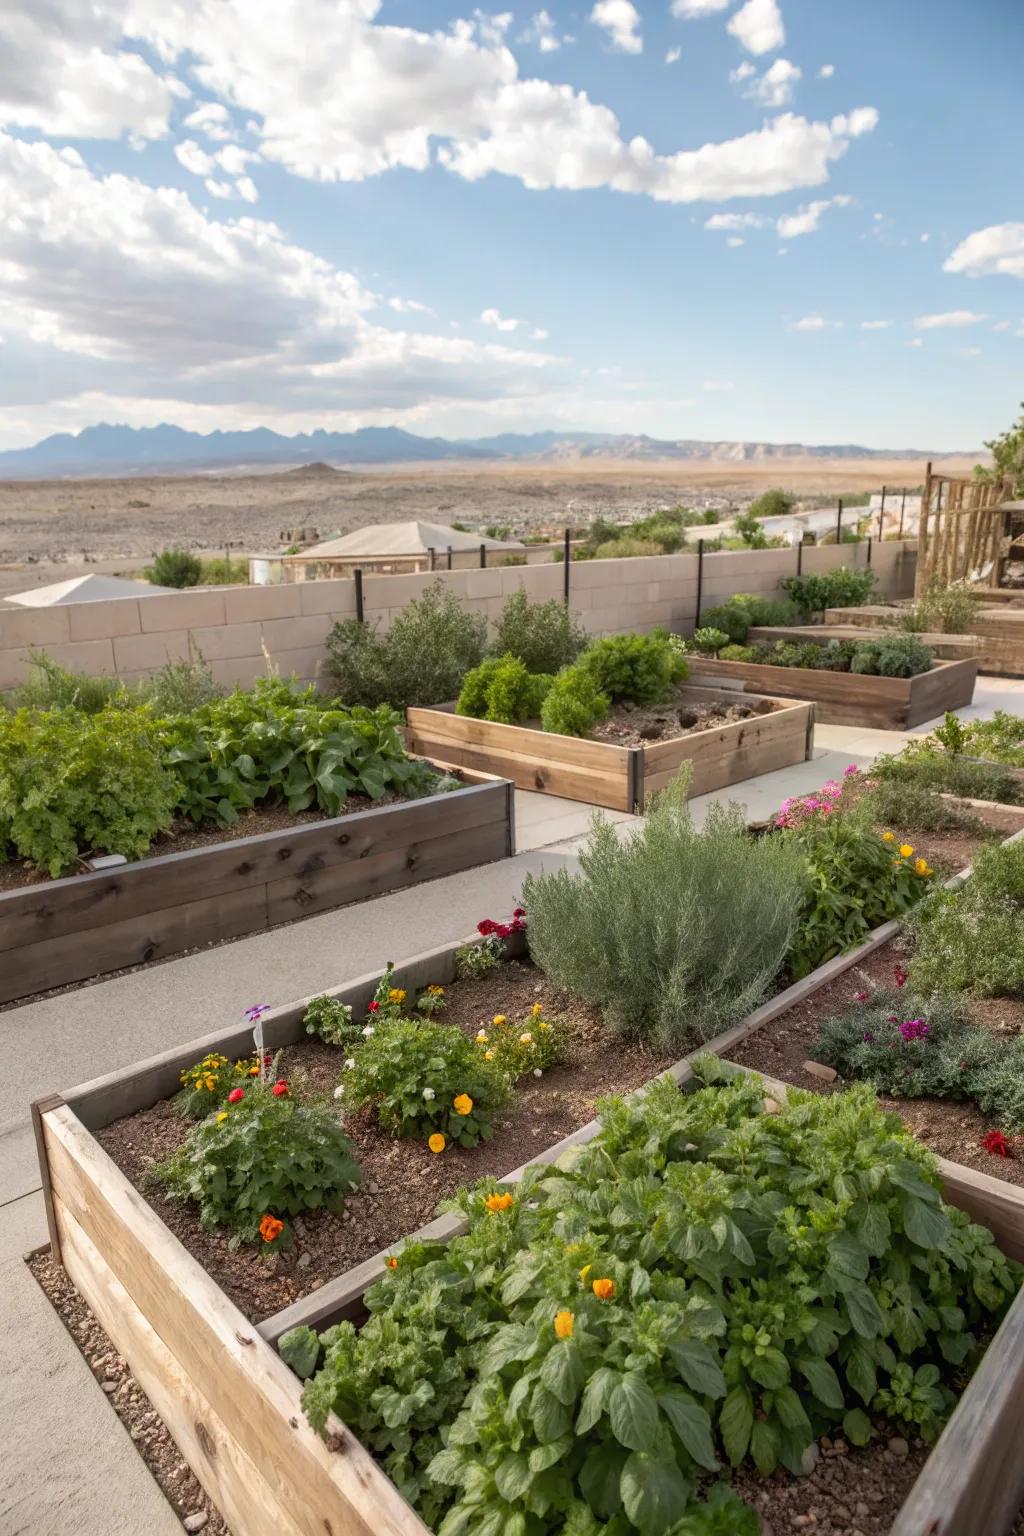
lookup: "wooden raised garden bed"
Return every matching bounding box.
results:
[748,622,982,664]
[0,773,513,1007]
[405,684,814,811]
[690,653,978,729]
[29,821,1024,1536]
[827,603,1024,679]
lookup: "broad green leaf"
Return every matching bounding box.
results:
[668,1337,727,1399]
[719,1385,754,1466]
[845,1283,884,1339]
[750,1418,779,1474]
[531,1384,572,1443]
[494,1453,533,1502]
[901,1195,950,1250]
[541,1339,586,1407]
[748,1347,789,1390]
[656,1387,719,1470]
[829,1231,870,1281]
[620,1451,692,1536]
[576,1367,619,1435]
[579,1443,626,1518]
[797,1356,844,1410]
[857,1202,891,1257]
[771,1385,811,1435]
[608,1371,660,1452]
[843,1408,872,1446]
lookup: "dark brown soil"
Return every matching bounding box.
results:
[869,803,1024,878]
[726,934,1024,1188]
[591,686,777,748]
[97,960,676,1323]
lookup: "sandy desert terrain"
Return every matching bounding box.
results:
[0,454,979,597]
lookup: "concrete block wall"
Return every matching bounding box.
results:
[0,541,916,693]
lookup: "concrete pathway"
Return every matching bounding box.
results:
[3,671,1021,1534]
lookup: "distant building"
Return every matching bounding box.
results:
[278,520,526,580]
[5,574,174,606]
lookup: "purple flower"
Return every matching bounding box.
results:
[862,1031,874,1043]
[244,1003,271,1023]
[899,1018,929,1042]
[844,764,860,778]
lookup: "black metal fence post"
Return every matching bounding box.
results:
[899,490,907,539]
[479,543,486,569]
[354,567,364,624]
[563,527,571,605]
[428,546,436,572]
[866,536,873,566]
[446,545,453,570]
[695,538,705,627]
[836,498,844,545]
[796,539,803,577]
[878,485,886,540]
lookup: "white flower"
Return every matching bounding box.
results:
[533,1068,543,1078]
[422,1087,436,1101]
[334,1085,345,1099]
[362,1025,375,1037]
[344,1057,356,1070]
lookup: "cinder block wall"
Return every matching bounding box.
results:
[0,541,916,693]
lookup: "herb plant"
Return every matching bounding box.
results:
[304,995,360,1048]
[491,590,589,674]
[325,580,487,707]
[540,665,610,738]
[579,629,687,705]
[781,566,877,618]
[933,709,1024,768]
[456,654,552,723]
[296,1067,1018,1535]
[909,837,1024,997]
[698,594,800,644]
[871,741,1024,807]
[689,628,730,656]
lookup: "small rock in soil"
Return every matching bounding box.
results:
[183,1515,209,1533]
[887,1436,909,1458]
[802,1060,838,1083]
[639,724,663,740]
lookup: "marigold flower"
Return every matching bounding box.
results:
[899,844,914,859]
[427,985,445,996]
[531,1002,543,1017]
[272,1081,288,1097]
[484,1050,494,1061]
[475,1030,489,1043]
[216,1111,229,1123]
[386,1255,398,1270]
[493,1015,506,1027]
[249,1064,260,1076]
[428,1132,446,1154]
[539,1022,550,1032]
[881,830,895,842]
[259,1214,284,1243]
[914,857,930,877]
[227,1087,245,1104]
[484,1191,514,1212]
[388,988,406,1004]
[554,1310,574,1339]
[519,1032,533,1045]
[453,1093,474,1116]
[592,1277,615,1301]
[204,1077,217,1091]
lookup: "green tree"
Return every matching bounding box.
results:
[746,489,795,520]
[980,402,1024,493]
[147,548,202,588]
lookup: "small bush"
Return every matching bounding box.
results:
[872,741,1024,805]
[917,580,979,634]
[579,628,687,704]
[476,1004,569,1079]
[781,566,877,617]
[9,651,128,714]
[591,536,663,559]
[700,593,800,644]
[197,556,249,585]
[147,548,202,588]
[719,643,756,661]
[139,657,220,715]
[690,627,730,655]
[304,995,361,1048]
[176,1049,264,1119]
[325,581,486,708]
[850,635,933,678]
[859,777,984,835]
[341,1018,511,1147]
[155,1075,361,1246]
[540,664,609,737]
[933,709,1024,768]
[456,654,551,724]
[747,488,795,519]
[522,775,804,1049]
[455,933,505,979]
[910,838,1024,997]
[490,590,588,673]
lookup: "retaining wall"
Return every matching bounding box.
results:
[0,540,916,693]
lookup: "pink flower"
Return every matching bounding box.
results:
[844,764,860,778]
[899,1018,929,1042]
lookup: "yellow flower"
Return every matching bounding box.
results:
[388,988,407,1004]
[519,1032,533,1045]
[539,1022,550,1032]
[427,984,445,996]
[475,1030,489,1043]
[484,1050,494,1061]
[493,1014,506,1027]
[531,1002,543,1017]
[899,844,914,859]
[579,1263,592,1282]
[554,1310,575,1339]
[453,1093,474,1116]
[484,1191,515,1212]
[428,1133,446,1154]
[204,1076,216,1091]
[216,1112,228,1123]
[882,830,895,843]
[914,857,931,877]
[592,1277,616,1301]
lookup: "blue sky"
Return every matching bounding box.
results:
[0,0,1021,452]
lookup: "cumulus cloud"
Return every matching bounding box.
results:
[913,310,988,330]
[727,0,785,55]
[705,211,768,231]
[793,314,827,330]
[671,0,731,13]
[735,57,801,107]
[183,101,234,141]
[666,46,682,63]
[818,63,834,79]
[726,236,744,247]
[590,1,643,54]
[860,320,890,330]
[944,223,1024,280]
[389,296,434,315]
[519,10,572,52]
[776,193,850,238]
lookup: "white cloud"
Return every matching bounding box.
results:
[481,307,524,331]
[519,11,572,52]
[671,0,731,13]
[818,63,834,79]
[174,139,215,178]
[590,1,643,54]
[183,102,234,141]
[944,223,1024,280]
[831,108,880,138]
[907,338,924,348]
[388,297,434,315]
[793,314,827,330]
[705,211,768,230]
[860,319,890,330]
[666,46,682,63]
[919,232,930,244]
[737,57,801,107]
[776,193,850,238]
[727,0,785,55]
[531,327,550,340]
[726,236,744,247]
[731,61,756,80]
[992,320,1012,332]
[913,310,988,330]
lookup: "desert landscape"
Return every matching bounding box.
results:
[0,452,979,597]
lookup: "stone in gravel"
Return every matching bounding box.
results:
[854,1503,868,1518]
[101,1380,117,1394]
[297,1252,312,1270]
[798,1442,820,1475]
[802,1060,838,1083]
[763,1096,783,1115]
[639,724,662,740]
[183,1514,209,1533]
[887,1435,909,1458]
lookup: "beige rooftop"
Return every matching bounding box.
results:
[6,574,175,606]
[300,521,524,557]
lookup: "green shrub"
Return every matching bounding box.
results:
[579,629,687,705]
[933,709,1024,768]
[304,995,361,1048]
[147,548,202,588]
[9,651,129,714]
[910,838,1024,997]
[456,654,551,724]
[0,705,177,875]
[540,664,610,737]
[859,777,984,835]
[138,657,220,715]
[341,1018,511,1147]
[480,1005,570,1079]
[690,627,730,656]
[297,1067,1015,1533]
[699,594,800,645]
[917,580,979,634]
[490,590,589,674]
[197,556,249,585]
[522,777,803,1049]
[155,1075,361,1246]
[781,566,877,617]
[747,488,795,519]
[850,635,933,678]
[719,643,756,661]
[872,741,1024,805]
[592,536,664,560]
[455,932,505,979]
[325,581,487,707]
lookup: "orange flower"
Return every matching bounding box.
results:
[484,1191,514,1212]
[554,1310,574,1339]
[881,830,895,843]
[453,1093,474,1116]
[428,1133,446,1154]
[259,1215,284,1243]
[386,1255,398,1270]
[899,843,914,859]
[914,857,931,877]
[592,1277,615,1301]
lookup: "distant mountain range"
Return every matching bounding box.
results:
[0,422,973,479]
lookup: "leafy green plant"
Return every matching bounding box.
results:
[859,777,984,835]
[871,741,1024,806]
[139,657,221,715]
[0,705,177,875]
[540,664,610,738]
[781,566,877,618]
[850,634,933,678]
[8,650,130,714]
[456,654,552,724]
[747,488,795,519]
[523,776,803,1049]
[297,1067,1017,1535]
[932,709,1024,768]
[341,1018,511,1148]
[491,590,589,674]
[689,627,730,656]
[304,995,360,1048]
[155,1074,361,1246]
[198,555,249,585]
[698,594,800,644]
[175,1048,264,1119]
[915,581,979,634]
[478,1005,570,1079]
[910,837,1024,997]
[455,933,506,979]
[146,548,202,588]
[719,643,755,661]
[579,629,687,705]
[325,581,486,707]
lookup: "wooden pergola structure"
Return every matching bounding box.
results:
[915,461,1016,596]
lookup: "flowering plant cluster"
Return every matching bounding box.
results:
[456,910,526,979]
[303,994,360,1049]
[477,907,527,940]
[288,1065,1016,1534]
[363,961,411,1025]
[475,1002,569,1080]
[773,765,860,829]
[339,1016,511,1150]
[176,1048,271,1118]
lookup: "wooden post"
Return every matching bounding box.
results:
[899,489,906,539]
[563,527,571,605]
[916,462,933,596]
[354,568,364,624]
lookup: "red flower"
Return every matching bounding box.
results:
[854,991,869,1003]
[367,1000,380,1012]
[983,1130,1010,1158]
[227,1087,245,1104]
[272,1081,288,1097]
[513,907,526,918]
[477,919,498,935]
[893,964,908,989]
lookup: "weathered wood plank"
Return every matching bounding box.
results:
[44,1105,428,1536]
[689,657,977,729]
